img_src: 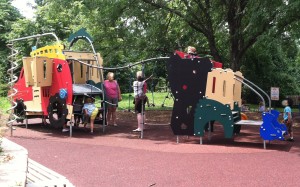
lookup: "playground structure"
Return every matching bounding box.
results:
[167,51,288,148]
[7,29,105,136]
[6,30,289,148]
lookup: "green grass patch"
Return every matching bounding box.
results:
[0,97,11,113]
[245,103,284,112]
[0,97,10,154]
[118,92,174,111]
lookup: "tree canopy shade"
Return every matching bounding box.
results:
[141,0,300,71]
[2,0,300,100]
[0,0,22,83]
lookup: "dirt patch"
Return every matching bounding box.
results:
[117,110,172,124]
[117,110,300,124]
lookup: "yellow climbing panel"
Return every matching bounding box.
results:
[30,44,65,60]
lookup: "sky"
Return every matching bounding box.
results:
[11,0,36,19]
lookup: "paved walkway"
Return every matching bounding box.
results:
[0,138,27,187]
[27,158,74,187]
[5,117,300,187]
[0,136,74,187]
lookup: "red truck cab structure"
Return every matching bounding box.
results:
[11,30,104,128]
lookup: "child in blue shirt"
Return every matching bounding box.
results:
[283,99,294,142]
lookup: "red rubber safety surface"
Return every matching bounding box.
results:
[6,116,300,187]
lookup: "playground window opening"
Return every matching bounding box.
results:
[80,63,83,78]
[212,77,216,93]
[223,80,226,97]
[43,60,47,79]
[233,84,235,95]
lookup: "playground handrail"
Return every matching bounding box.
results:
[67,57,170,70]
[234,77,268,113]
[9,33,59,43]
[235,74,271,112]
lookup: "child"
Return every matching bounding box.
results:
[73,96,84,127]
[82,97,98,134]
[282,99,294,142]
[132,71,148,132]
[258,101,265,112]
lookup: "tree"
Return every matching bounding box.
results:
[0,0,22,84]
[6,0,300,98]
[141,0,300,71]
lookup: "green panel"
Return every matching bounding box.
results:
[194,98,234,138]
[67,28,93,46]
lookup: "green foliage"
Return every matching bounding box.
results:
[1,0,299,104]
[241,33,300,103]
[0,0,22,83]
[0,96,10,114]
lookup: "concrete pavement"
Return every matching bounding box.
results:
[0,136,74,187]
[0,137,28,187]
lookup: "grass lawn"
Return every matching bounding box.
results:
[0,92,174,113]
[118,92,174,111]
[1,94,293,113]
[0,97,10,115]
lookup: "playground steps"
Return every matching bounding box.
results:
[232,111,240,122]
[26,158,74,187]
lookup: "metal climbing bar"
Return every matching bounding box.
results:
[9,33,59,43]
[234,77,266,112]
[68,57,170,70]
[6,43,19,136]
[235,74,271,112]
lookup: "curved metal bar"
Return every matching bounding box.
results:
[68,57,170,70]
[235,74,271,112]
[73,36,107,132]
[235,77,266,112]
[9,33,60,43]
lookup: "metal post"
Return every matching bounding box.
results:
[208,121,212,141]
[263,140,266,149]
[141,97,144,139]
[103,102,106,133]
[200,137,203,144]
[10,117,13,137]
[176,136,179,143]
[69,115,73,137]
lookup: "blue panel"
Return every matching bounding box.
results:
[260,110,287,141]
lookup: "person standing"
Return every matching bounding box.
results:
[283,99,294,142]
[132,71,148,132]
[103,72,122,126]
